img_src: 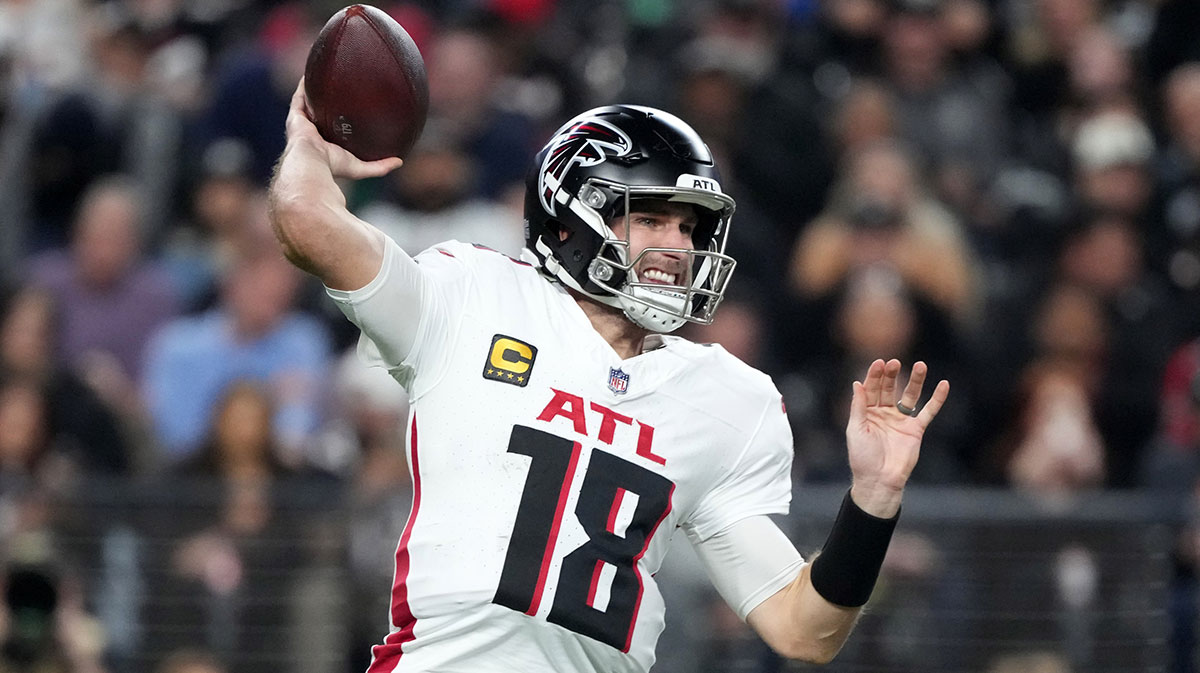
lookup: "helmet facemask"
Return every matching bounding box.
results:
[582,181,737,333]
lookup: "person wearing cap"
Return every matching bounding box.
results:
[1071,110,1156,220]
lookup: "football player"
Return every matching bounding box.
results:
[269,79,950,673]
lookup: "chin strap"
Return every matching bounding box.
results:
[619,282,687,333]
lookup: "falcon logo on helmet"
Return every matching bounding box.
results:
[539,120,632,215]
[521,105,738,334]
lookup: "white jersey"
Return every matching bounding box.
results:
[329,238,794,673]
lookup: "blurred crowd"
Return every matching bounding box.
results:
[0,0,1199,670]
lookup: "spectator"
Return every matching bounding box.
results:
[29,175,180,401]
[1056,213,1179,485]
[787,140,980,332]
[356,133,525,257]
[1162,460,1200,673]
[188,141,264,263]
[1071,110,1157,222]
[24,7,183,251]
[423,24,536,200]
[142,248,331,464]
[939,0,993,67]
[830,79,898,158]
[880,0,1012,192]
[790,0,888,79]
[1143,358,1200,673]
[161,139,262,313]
[983,283,1108,493]
[201,3,316,184]
[175,381,292,485]
[0,287,130,474]
[149,382,328,672]
[720,0,837,226]
[1067,26,1139,112]
[1006,0,1102,173]
[0,0,87,277]
[1004,360,1107,494]
[1154,63,1200,328]
[933,0,1015,227]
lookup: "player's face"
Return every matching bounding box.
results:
[609,199,698,287]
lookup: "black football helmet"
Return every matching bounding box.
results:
[521,105,737,333]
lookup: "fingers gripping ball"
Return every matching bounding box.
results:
[304,4,429,161]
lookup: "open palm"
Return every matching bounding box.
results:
[846,359,950,513]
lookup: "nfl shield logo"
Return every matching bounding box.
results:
[607,367,630,395]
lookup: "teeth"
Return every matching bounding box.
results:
[642,269,676,284]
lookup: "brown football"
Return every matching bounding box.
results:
[304,4,428,161]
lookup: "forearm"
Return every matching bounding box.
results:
[268,136,384,290]
[270,136,348,252]
[747,488,900,663]
[748,563,860,664]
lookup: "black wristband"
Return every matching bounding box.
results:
[809,489,899,608]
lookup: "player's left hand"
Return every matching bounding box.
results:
[846,359,949,518]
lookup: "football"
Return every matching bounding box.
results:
[303,4,429,161]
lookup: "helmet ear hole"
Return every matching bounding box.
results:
[545,223,588,264]
[549,220,570,243]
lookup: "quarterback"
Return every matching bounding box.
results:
[269,79,950,672]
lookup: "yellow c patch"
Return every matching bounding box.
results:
[483,335,537,387]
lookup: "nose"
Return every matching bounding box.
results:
[661,226,694,252]
[655,240,688,262]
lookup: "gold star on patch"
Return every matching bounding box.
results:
[487,369,495,375]
[506,372,514,379]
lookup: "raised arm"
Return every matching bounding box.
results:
[267,79,404,290]
[747,359,950,663]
